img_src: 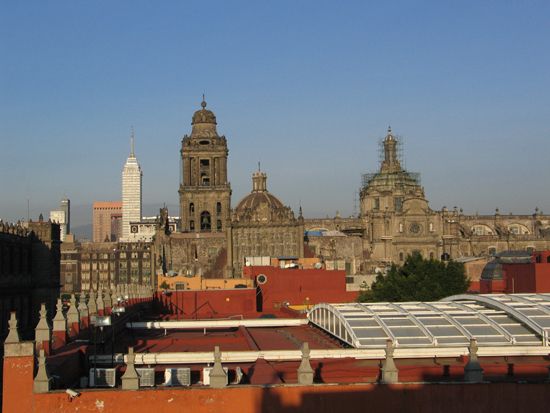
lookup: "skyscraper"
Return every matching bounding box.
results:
[92,201,122,242]
[60,197,70,235]
[121,131,142,242]
[49,197,71,242]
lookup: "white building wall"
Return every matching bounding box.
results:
[50,210,67,241]
[121,153,142,242]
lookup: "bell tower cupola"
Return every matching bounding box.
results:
[179,97,231,233]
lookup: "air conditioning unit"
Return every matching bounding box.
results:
[136,368,155,387]
[164,368,191,386]
[202,367,228,386]
[89,368,116,387]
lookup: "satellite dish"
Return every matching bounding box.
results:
[256,274,268,285]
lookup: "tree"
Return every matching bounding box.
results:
[358,252,470,302]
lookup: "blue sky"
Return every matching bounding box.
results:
[1,1,549,230]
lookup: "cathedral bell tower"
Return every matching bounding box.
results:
[179,98,231,233]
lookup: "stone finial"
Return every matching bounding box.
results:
[5,312,20,344]
[35,303,51,345]
[67,294,79,325]
[380,339,398,384]
[96,290,105,311]
[209,346,228,388]
[52,298,67,332]
[77,294,88,319]
[87,290,98,315]
[4,311,21,344]
[121,347,140,390]
[33,349,50,393]
[104,289,112,308]
[110,290,117,308]
[464,338,483,382]
[297,342,314,385]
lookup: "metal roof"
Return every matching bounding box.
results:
[307,294,550,349]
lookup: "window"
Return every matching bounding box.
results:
[374,197,380,210]
[189,203,194,214]
[394,197,403,212]
[216,202,222,215]
[200,211,211,231]
[190,220,195,231]
[200,159,210,186]
[399,252,404,261]
[217,219,222,230]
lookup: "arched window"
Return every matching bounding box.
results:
[189,220,195,231]
[216,202,222,215]
[217,219,222,231]
[189,203,194,214]
[200,211,211,231]
[399,252,404,261]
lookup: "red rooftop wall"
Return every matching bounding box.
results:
[156,267,357,318]
[155,288,256,318]
[19,382,550,413]
[481,251,550,294]
[243,266,357,310]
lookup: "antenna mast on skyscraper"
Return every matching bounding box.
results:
[130,126,135,157]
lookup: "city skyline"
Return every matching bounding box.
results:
[1,1,549,230]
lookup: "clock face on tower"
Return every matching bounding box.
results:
[409,222,422,235]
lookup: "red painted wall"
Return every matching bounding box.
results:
[156,267,357,318]
[2,355,34,413]
[504,264,536,293]
[20,381,550,413]
[155,289,257,318]
[244,266,357,310]
[482,251,550,294]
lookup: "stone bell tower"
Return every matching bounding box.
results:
[179,98,231,233]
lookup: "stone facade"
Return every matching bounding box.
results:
[179,98,231,234]
[0,217,60,341]
[154,100,304,279]
[303,128,550,275]
[228,171,304,275]
[156,107,550,281]
[60,241,153,293]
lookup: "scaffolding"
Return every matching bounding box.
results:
[360,132,421,190]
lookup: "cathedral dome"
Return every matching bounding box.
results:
[234,171,293,223]
[235,190,285,214]
[191,98,217,125]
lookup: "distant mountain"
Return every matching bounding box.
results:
[72,223,92,240]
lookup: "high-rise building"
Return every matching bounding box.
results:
[121,132,142,241]
[92,201,122,242]
[60,197,70,235]
[49,197,70,242]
